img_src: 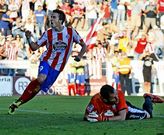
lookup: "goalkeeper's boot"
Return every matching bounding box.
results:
[8,100,22,114]
[143,93,164,103]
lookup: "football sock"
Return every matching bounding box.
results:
[143,96,153,118]
[79,84,85,96]
[76,84,80,95]
[17,79,41,105]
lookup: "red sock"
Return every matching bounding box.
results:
[18,79,40,104]
[79,84,85,96]
[76,84,80,95]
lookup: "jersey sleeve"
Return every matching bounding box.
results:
[36,31,47,47]
[116,90,128,112]
[72,28,84,44]
[84,95,114,122]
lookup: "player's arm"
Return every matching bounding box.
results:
[25,30,40,51]
[72,29,87,62]
[74,40,87,62]
[105,90,127,121]
[107,109,127,121]
[84,99,102,122]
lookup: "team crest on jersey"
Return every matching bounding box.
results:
[53,40,67,50]
[87,104,94,112]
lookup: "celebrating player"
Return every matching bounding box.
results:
[84,84,164,122]
[8,9,87,114]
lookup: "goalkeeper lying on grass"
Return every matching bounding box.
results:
[84,84,164,122]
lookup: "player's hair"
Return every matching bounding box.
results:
[52,9,66,24]
[100,84,115,99]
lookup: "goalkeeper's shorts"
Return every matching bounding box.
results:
[126,101,150,120]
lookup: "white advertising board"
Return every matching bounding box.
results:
[0,76,13,96]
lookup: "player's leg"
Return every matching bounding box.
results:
[79,74,85,96]
[126,101,150,120]
[142,93,164,118]
[8,61,50,114]
[143,93,164,103]
[142,95,153,118]
[75,74,80,96]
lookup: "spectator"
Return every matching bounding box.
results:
[0,10,13,36]
[67,52,77,96]
[110,0,118,25]
[85,0,98,29]
[100,1,111,24]
[160,14,164,33]
[134,33,148,59]
[141,51,159,93]
[34,5,47,39]
[118,51,132,95]
[24,10,36,38]
[118,31,130,53]
[110,49,121,90]
[15,34,27,60]
[21,0,31,22]
[130,0,145,40]
[144,0,157,33]
[0,34,6,60]
[157,0,164,28]
[75,57,86,96]
[11,17,26,44]
[70,2,84,28]
[147,25,164,59]
[117,0,126,28]
[46,0,60,27]
[0,34,6,75]
[0,0,8,20]
[29,0,37,11]
[60,1,72,26]
[8,0,19,21]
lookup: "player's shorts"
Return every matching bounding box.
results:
[38,61,60,92]
[76,74,85,84]
[67,73,76,83]
[126,101,148,120]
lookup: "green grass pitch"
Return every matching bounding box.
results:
[0,96,164,135]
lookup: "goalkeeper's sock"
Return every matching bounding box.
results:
[143,96,153,118]
[17,79,40,105]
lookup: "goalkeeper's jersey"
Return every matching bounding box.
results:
[84,90,128,121]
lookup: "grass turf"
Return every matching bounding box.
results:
[0,96,164,135]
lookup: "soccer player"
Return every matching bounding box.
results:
[84,84,164,122]
[8,9,87,114]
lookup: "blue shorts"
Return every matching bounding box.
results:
[67,73,76,83]
[38,61,60,92]
[76,74,85,84]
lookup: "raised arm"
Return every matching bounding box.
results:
[74,40,87,62]
[25,30,40,51]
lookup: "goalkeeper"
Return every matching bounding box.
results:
[84,84,164,122]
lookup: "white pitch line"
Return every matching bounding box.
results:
[0,108,53,114]
[0,107,164,118]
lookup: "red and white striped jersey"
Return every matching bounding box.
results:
[5,41,18,60]
[37,26,84,71]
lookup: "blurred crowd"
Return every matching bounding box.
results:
[0,0,164,93]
